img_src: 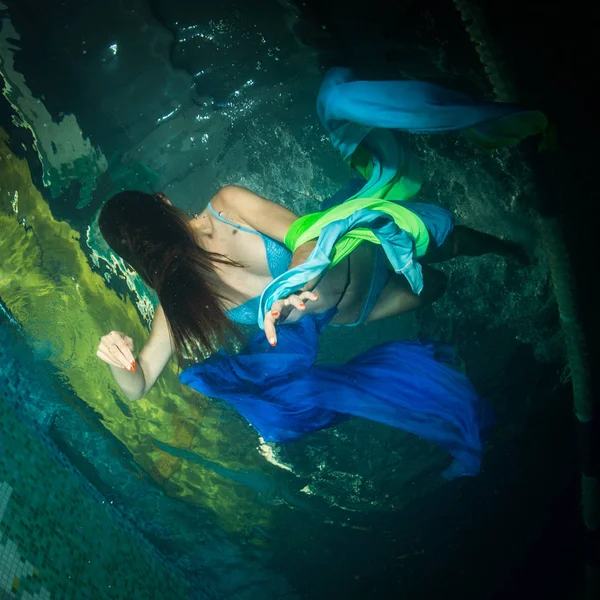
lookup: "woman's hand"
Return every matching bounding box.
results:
[263,291,318,346]
[97,331,137,371]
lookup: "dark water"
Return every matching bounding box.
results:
[1,0,594,597]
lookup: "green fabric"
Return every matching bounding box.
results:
[462,110,548,151]
[287,74,549,272]
[285,195,430,266]
[285,129,429,265]
[284,108,548,266]
[347,142,423,200]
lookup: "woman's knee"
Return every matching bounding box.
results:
[421,234,458,264]
[366,267,447,322]
[421,266,448,303]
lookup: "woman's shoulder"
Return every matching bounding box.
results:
[200,186,241,222]
[210,185,244,210]
[188,187,241,232]
[204,186,258,232]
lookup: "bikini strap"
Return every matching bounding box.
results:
[207,202,259,235]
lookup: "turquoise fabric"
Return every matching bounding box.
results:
[258,208,426,328]
[256,67,546,328]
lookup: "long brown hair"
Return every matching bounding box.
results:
[98,191,241,362]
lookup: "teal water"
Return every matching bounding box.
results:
[0,0,582,598]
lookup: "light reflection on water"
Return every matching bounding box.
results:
[0,1,557,597]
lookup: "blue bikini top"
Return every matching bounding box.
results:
[207,203,292,324]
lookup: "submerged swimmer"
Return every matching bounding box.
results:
[94,66,546,477]
[96,185,525,400]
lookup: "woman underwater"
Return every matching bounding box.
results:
[97,185,524,389]
[96,68,546,477]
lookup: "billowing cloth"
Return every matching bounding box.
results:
[285,196,431,263]
[317,66,547,197]
[179,68,546,479]
[257,67,547,326]
[335,201,455,328]
[258,207,427,328]
[180,311,495,479]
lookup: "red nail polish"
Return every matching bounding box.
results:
[299,303,306,309]
[272,311,279,318]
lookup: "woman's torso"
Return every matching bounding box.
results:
[190,203,377,326]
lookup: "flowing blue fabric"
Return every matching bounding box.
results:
[178,68,546,478]
[258,209,423,328]
[180,311,495,479]
[256,67,547,322]
[317,67,545,156]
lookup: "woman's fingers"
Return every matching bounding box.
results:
[269,292,319,317]
[97,331,136,371]
[96,348,125,369]
[98,343,135,370]
[114,333,135,363]
[269,299,285,320]
[265,300,288,345]
[265,292,319,346]
[285,295,306,311]
[263,313,278,347]
[298,291,319,304]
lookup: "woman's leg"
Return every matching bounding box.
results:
[423,225,529,265]
[365,265,447,322]
[365,222,529,322]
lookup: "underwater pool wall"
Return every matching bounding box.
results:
[452,0,598,597]
[0,336,191,600]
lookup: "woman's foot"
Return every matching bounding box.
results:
[453,225,530,265]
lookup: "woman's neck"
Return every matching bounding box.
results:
[188,211,213,249]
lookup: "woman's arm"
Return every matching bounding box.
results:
[97,304,175,401]
[211,185,299,243]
